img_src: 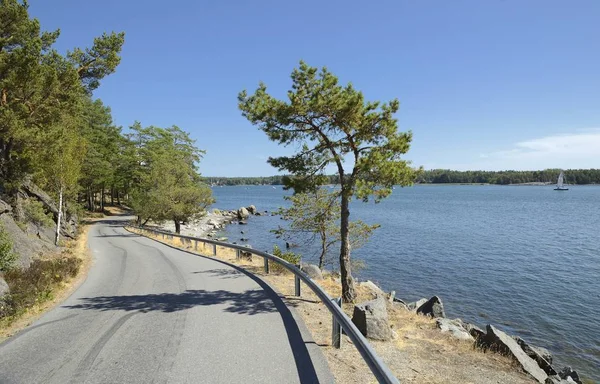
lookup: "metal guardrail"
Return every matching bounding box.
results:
[127,225,400,384]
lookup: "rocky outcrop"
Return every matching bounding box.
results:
[557,367,582,384]
[352,297,393,341]
[416,296,446,318]
[515,337,556,375]
[300,263,323,280]
[359,280,386,299]
[246,205,257,215]
[436,318,474,341]
[464,322,486,341]
[483,325,548,383]
[407,298,427,311]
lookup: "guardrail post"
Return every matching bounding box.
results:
[213,243,217,256]
[194,240,198,250]
[264,257,269,274]
[295,263,301,297]
[332,297,343,348]
[236,248,240,260]
[162,233,165,240]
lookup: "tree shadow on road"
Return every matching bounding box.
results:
[191,268,245,280]
[64,289,277,315]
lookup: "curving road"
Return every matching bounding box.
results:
[0,218,333,384]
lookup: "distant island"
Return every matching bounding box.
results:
[204,169,600,186]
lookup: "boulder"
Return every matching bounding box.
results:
[416,296,446,318]
[0,199,11,214]
[359,280,386,299]
[407,298,427,311]
[464,322,486,341]
[558,367,582,384]
[300,263,323,280]
[484,325,548,383]
[436,318,474,341]
[212,208,222,215]
[238,221,247,225]
[246,205,257,215]
[0,277,9,297]
[237,207,250,219]
[515,337,556,375]
[207,219,218,227]
[217,237,228,242]
[387,290,396,303]
[240,245,253,260]
[352,297,393,341]
[255,212,263,216]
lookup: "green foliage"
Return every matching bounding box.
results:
[0,223,17,272]
[128,123,214,231]
[417,169,600,185]
[270,245,301,274]
[22,199,54,230]
[239,61,418,301]
[273,189,379,269]
[0,256,82,321]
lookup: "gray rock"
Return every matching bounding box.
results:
[300,263,323,280]
[0,277,9,297]
[212,209,222,215]
[255,212,263,216]
[558,367,582,384]
[545,375,576,384]
[359,280,386,298]
[417,296,446,318]
[238,221,247,225]
[0,199,11,214]
[407,298,427,311]
[464,322,486,341]
[352,297,393,341]
[216,237,228,242]
[436,318,474,341]
[246,205,257,215]
[515,337,556,375]
[237,207,250,219]
[240,244,253,260]
[484,325,548,383]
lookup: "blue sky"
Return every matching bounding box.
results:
[30,1,599,176]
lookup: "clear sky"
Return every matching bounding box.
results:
[29,0,599,176]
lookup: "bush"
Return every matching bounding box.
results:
[0,223,17,272]
[22,199,54,232]
[0,257,81,321]
[270,245,301,274]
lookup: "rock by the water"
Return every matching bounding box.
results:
[416,296,446,318]
[464,322,486,341]
[255,212,263,216]
[407,298,427,311]
[241,231,245,234]
[515,337,556,375]
[545,376,576,384]
[212,208,221,215]
[217,237,227,242]
[238,221,247,225]
[0,277,9,297]
[300,263,323,280]
[246,205,257,215]
[351,297,393,341]
[237,207,250,219]
[240,238,249,242]
[359,280,386,298]
[484,325,548,383]
[387,290,395,303]
[436,318,474,341]
[558,367,582,384]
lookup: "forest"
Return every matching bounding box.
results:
[206,169,600,186]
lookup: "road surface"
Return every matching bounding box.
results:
[0,218,333,383]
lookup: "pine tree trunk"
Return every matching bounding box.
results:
[117,190,121,205]
[100,184,105,212]
[55,185,63,246]
[174,220,181,234]
[339,191,356,302]
[110,187,114,205]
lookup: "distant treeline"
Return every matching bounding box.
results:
[205,169,600,186]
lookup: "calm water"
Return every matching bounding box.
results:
[211,185,600,381]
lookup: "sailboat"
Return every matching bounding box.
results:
[554,171,569,191]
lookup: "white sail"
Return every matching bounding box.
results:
[557,171,564,188]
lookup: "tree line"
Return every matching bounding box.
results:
[0,1,211,239]
[207,169,600,186]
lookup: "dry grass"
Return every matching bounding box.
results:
[0,224,92,340]
[130,228,536,384]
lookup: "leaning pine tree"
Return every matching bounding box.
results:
[238,61,420,301]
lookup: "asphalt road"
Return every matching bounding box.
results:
[0,218,333,383]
